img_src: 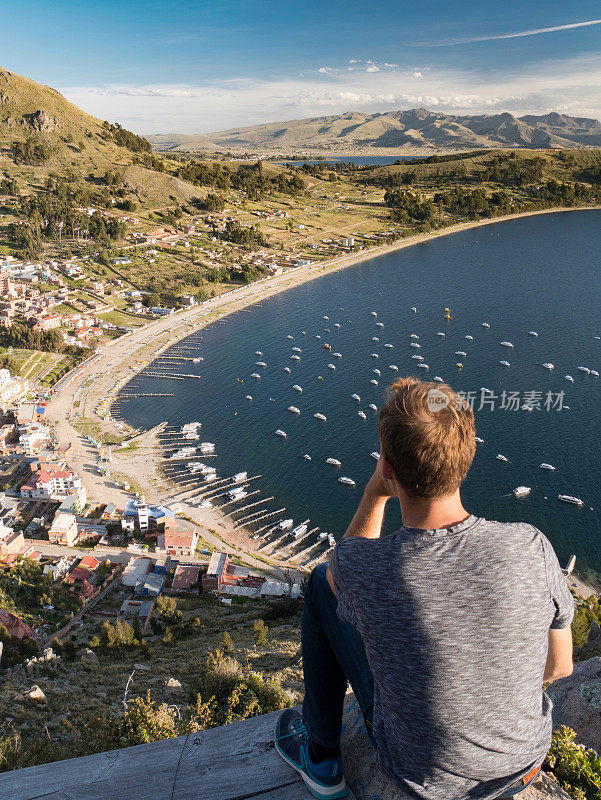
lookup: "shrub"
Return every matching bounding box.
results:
[546,726,601,800]
[221,631,235,653]
[253,619,268,646]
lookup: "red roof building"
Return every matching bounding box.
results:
[79,555,100,571]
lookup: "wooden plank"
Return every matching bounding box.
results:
[1,709,355,800]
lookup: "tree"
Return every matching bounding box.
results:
[221,631,234,653]
[253,619,268,646]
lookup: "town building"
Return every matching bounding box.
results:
[21,467,86,509]
[158,523,198,557]
[0,523,24,561]
[171,564,200,592]
[48,513,79,547]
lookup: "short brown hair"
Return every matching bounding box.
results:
[378,376,476,498]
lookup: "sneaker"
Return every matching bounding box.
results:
[274,708,348,799]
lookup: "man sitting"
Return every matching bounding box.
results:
[275,376,574,800]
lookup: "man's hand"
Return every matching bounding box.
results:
[366,454,396,501]
[342,456,394,541]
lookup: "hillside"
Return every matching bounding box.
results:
[0,67,197,205]
[148,108,601,155]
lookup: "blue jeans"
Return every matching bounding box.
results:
[301,564,540,798]
[301,563,374,749]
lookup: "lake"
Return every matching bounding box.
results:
[118,210,601,584]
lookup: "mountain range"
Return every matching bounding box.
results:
[148,108,601,155]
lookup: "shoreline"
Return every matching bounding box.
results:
[46,205,601,590]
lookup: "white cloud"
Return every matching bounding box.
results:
[413,71,423,78]
[366,64,380,73]
[421,18,601,47]
[59,53,601,134]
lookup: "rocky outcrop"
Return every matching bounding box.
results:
[549,656,601,753]
[23,109,57,132]
[23,684,47,704]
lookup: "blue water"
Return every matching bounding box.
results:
[119,210,601,583]
[275,156,417,167]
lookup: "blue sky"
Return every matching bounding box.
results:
[3,1,601,133]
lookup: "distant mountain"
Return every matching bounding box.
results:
[148,108,601,154]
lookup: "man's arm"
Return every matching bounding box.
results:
[543,627,573,683]
[326,458,393,595]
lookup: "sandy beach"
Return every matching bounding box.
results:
[45,205,601,587]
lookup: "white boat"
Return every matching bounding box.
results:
[371,353,379,358]
[592,370,600,377]
[417,363,429,369]
[192,357,202,363]
[227,486,247,500]
[371,336,379,342]
[369,403,378,411]
[578,366,590,373]
[542,363,554,370]
[410,343,421,349]
[255,351,263,356]
[389,365,399,370]
[314,413,327,421]
[291,355,301,361]
[558,494,584,506]
[411,306,417,313]
[539,463,556,470]
[338,476,356,486]
[370,379,379,385]
[288,406,300,414]
[373,368,381,375]
[287,335,294,339]
[204,472,217,482]
[455,351,467,356]
[323,315,329,320]
[358,411,367,419]
[327,363,336,370]
[318,531,328,540]
[412,354,424,360]
[496,454,509,462]
[278,518,293,530]
[434,376,444,382]
[500,360,510,367]
[376,322,384,327]
[500,342,514,348]
[251,372,261,379]
[384,343,394,348]
[171,446,196,459]
[333,352,342,358]
[514,486,531,497]
[327,534,336,547]
[481,322,490,328]
[371,451,380,460]
[301,331,307,335]
[292,346,302,353]
[284,367,291,373]
[465,335,474,340]
[475,436,484,443]
[304,454,311,460]
[371,311,378,317]
[352,393,361,401]
[293,385,302,392]
[334,323,341,328]
[275,429,287,437]
[437,332,445,337]
[245,394,253,400]
[411,334,419,339]
[292,521,309,538]
[233,471,248,482]
[326,458,341,466]
[528,331,538,337]
[565,375,574,382]
[256,361,267,367]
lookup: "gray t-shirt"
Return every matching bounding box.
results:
[330,515,574,800]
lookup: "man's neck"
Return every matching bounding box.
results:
[398,491,471,531]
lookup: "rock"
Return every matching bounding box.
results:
[79,649,99,667]
[165,677,182,692]
[134,663,150,671]
[23,685,46,704]
[588,621,601,642]
[23,109,57,132]
[341,695,571,800]
[548,657,601,753]
[42,647,55,661]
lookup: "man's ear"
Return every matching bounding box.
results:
[381,455,394,481]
